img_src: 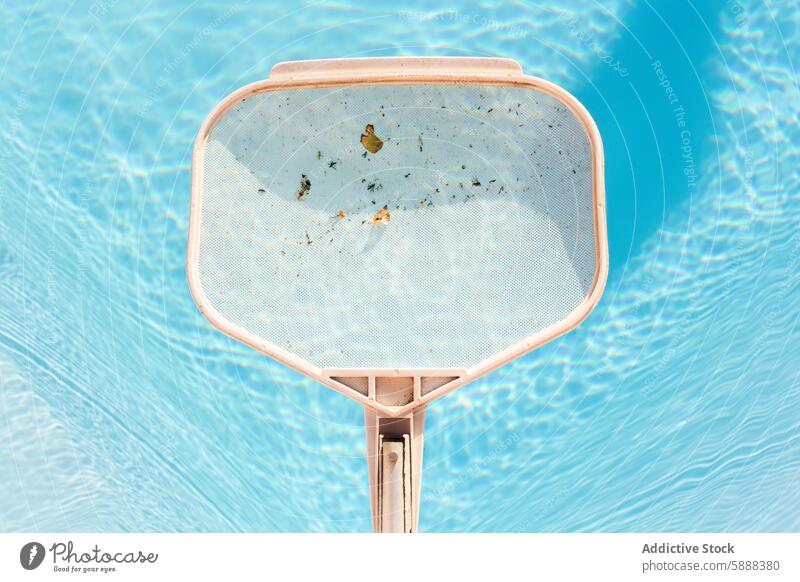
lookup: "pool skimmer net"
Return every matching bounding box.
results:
[187,57,608,532]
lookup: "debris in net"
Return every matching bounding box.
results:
[471,178,481,186]
[360,124,384,153]
[418,135,423,152]
[338,210,346,218]
[295,174,311,199]
[370,205,391,225]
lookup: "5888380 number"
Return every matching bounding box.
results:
[729,560,780,571]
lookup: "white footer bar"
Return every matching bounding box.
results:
[1,533,797,581]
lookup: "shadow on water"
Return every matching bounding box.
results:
[570,0,727,270]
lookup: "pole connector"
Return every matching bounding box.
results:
[364,407,425,533]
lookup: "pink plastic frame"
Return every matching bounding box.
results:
[187,57,609,418]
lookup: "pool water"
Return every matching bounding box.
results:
[1,0,798,532]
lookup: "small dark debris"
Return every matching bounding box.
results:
[471,178,481,186]
[295,175,312,199]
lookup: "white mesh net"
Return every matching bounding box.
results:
[197,83,596,369]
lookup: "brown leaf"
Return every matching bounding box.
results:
[360,124,383,153]
[370,205,390,225]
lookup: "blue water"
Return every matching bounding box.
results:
[1,0,798,532]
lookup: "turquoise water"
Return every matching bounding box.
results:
[1,0,798,532]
